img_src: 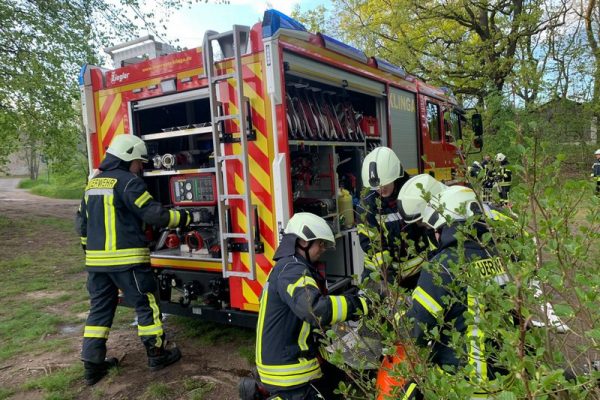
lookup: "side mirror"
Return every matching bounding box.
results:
[471,113,483,137]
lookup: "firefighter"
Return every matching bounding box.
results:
[592,149,600,195]
[399,185,513,399]
[253,212,368,400]
[358,146,423,288]
[468,161,482,178]
[481,155,494,202]
[77,134,197,385]
[396,173,446,252]
[494,153,512,205]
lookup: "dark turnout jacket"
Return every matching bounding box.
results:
[77,154,189,271]
[357,176,436,287]
[407,224,512,388]
[255,234,367,390]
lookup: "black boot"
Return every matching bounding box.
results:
[147,346,181,371]
[84,357,119,386]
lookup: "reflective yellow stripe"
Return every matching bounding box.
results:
[134,191,152,208]
[357,223,377,239]
[257,358,322,387]
[412,287,443,317]
[286,276,318,297]
[468,291,487,383]
[104,194,116,250]
[256,282,270,364]
[138,293,163,345]
[359,297,368,315]
[401,382,417,400]
[84,325,110,339]
[86,248,150,266]
[168,210,181,228]
[81,237,87,245]
[86,248,150,256]
[298,321,310,351]
[399,256,424,277]
[330,295,348,324]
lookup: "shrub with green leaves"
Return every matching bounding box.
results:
[321,119,600,399]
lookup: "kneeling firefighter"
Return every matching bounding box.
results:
[245,213,369,400]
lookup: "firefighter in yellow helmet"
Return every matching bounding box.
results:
[592,149,600,196]
[250,213,368,400]
[77,134,199,385]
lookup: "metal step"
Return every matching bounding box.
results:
[220,194,246,201]
[226,270,255,278]
[211,73,235,83]
[223,233,249,239]
[207,30,234,41]
[214,114,241,123]
[218,155,242,162]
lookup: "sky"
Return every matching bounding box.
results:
[161,0,328,50]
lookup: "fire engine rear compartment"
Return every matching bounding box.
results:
[126,50,389,324]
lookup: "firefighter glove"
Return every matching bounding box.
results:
[347,293,370,321]
[177,210,191,229]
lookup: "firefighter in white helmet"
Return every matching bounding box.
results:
[592,149,600,195]
[494,152,512,205]
[398,185,514,399]
[249,213,368,400]
[77,134,200,385]
[358,146,426,288]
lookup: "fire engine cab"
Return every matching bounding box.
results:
[79,9,480,326]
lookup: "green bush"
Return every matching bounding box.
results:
[322,115,600,399]
[18,168,86,199]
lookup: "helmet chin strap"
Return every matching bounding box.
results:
[297,240,316,264]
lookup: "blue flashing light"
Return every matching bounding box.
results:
[78,64,87,86]
[374,57,406,78]
[262,9,307,38]
[320,34,368,63]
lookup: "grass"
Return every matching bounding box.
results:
[186,381,215,400]
[141,382,175,400]
[18,170,86,200]
[171,316,256,363]
[22,364,83,400]
[0,387,14,400]
[0,214,86,399]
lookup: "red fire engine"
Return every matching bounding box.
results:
[79,9,480,326]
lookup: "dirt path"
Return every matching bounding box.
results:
[0,177,80,219]
[0,179,252,400]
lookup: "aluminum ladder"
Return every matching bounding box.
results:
[203,26,261,280]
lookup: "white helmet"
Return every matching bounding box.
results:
[285,212,335,248]
[495,153,506,162]
[595,149,600,155]
[397,174,447,223]
[106,134,148,162]
[422,186,483,230]
[361,147,404,189]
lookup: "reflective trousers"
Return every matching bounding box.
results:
[81,266,164,364]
